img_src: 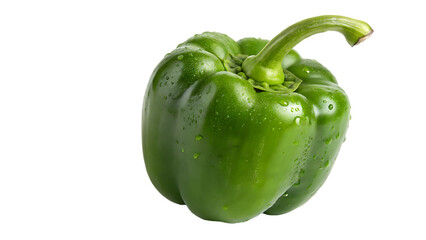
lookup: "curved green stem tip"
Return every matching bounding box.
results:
[241,15,373,85]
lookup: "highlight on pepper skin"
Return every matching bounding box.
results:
[142,15,372,223]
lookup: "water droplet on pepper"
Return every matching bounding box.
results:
[324,160,330,167]
[294,117,301,125]
[280,100,289,106]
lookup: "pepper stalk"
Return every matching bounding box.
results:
[241,15,373,86]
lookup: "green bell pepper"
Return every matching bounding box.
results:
[142,15,372,223]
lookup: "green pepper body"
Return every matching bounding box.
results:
[142,16,372,223]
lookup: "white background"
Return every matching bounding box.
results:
[1,0,425,239]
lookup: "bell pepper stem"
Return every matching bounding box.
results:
[242,15,373,85]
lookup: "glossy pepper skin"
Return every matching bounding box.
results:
[142,15,372,223]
